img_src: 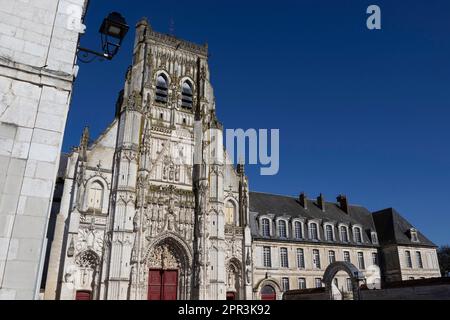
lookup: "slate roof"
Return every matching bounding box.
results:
[372,208,437,248]
[249,192,378,247]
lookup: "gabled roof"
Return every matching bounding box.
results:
[249,192,378,246]
[372,208,437,248]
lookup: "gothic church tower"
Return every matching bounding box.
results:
[45,19,252,301]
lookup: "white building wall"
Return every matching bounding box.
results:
[0,0,87,300]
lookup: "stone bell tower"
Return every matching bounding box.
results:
[103,18,231,300]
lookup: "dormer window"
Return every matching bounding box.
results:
[325,225,334,241]
[261,218,271,237]
[294,221,303,239]
[309,222,319,241]
[181,81,193,109]
[156,74,168,103]
[340,226,349,243]
[371,232,379,245]
[278,220,287,238]
[410,228,419,243]
[354,227,363,244]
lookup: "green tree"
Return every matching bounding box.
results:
[437,245,450,277]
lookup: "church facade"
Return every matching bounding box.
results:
[43,19,441,301]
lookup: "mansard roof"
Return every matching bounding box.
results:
[249,192,378,246]
[372,208,437,248]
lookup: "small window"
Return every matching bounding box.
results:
[315,278,322,289]
[325,225,334,241]
[371,232,378,244]
[344,251,351,263]
[282,278,290,292]
[340,226,349,242]
[156,74,168,103]
[263,247,272,268]
[280,248,289,268]
[88,182,103,212]
[181,81,193,109]
[294,221,303,239]
[372,252,378,266]
[261,219,270,237]
[278,220,287,238]
[410,229,419,243]
[416,251,423,269]
[354,227,363,243]
[309,223,318,240]
[225,201,236,226]
[405,251,413,268]
[313,249,321,269]
[297,249,305,269]
[298,278,306,290]
[358,252,365,270]
[328,250,336,264]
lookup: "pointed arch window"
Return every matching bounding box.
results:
[181,81,193,109]
[156,74,168,103]
[88,181,104,212]
[225,200,237,226]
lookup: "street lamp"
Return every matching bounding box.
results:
[78,12,129,63]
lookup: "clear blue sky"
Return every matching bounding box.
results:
[65,0,450,246]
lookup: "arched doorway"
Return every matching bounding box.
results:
[74,250,100,300]
[322,262,365,300]
[261,285,277,300]
[145,237,191,300]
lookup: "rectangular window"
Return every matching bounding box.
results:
[344,251,351,263]
[313,249,321,269]
[315,278,322,288]
[298,278,306,290]
[358,252,365,270]
[346,278,352,292]
[416,251,423,269]
[326,225,334,241]
[263,247,272,268]
[297,249,305,269]
[372,252,378,266]
[294,222,303,239]
[328,250,336,265]
[405,251,413,268]
[282,278,290,292]
[280,248,289,268]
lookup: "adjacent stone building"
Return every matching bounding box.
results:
[42,19,441,301]
[0,0,88,299]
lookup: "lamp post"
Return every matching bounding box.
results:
[78,12,129,63]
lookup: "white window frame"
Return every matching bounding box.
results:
[357,252,365,270]
[312,249,321,269]
[280,247,289,268]
[339,224,349,243]
[343,251,351,263]
[276,218,289,239]
[259,215,274,237]
[371,232,379,245]
[298,278,306,290]
[308,221,320,241]
[352,225,363,244]
[324,223,335,241]
[405,250,413,268]
[263,246,272,268]
[292,219,305,240]
[297,248,305,269]
[328,250,336,264]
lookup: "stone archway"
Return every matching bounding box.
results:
[144,236,192,300]
[254,278,283,300]
[322,262,365,300]
[226,259,242,300]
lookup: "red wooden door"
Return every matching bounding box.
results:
[227,292,236,300]
[148,270,162,300]
[75,291,92,301]
[148,269,178,301]
[260,286,276,300]
[162,270,178,300]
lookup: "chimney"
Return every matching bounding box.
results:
[337,195,349,214]
[299,192,308,210]
[317,193,325,212]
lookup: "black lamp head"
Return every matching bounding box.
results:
[99,12,129,40]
